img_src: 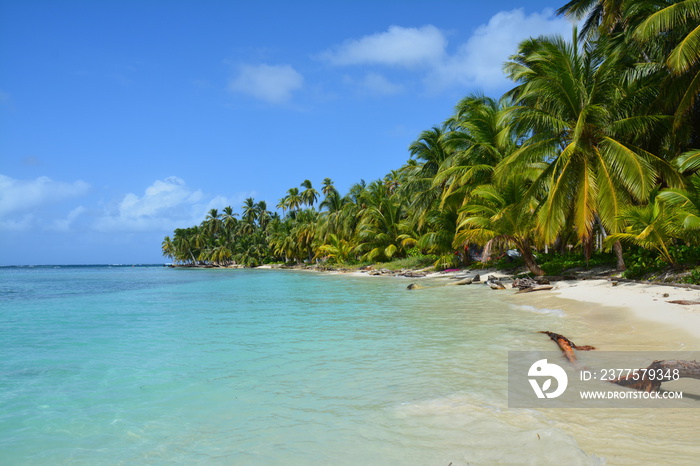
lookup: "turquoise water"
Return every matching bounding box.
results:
[1,267,698,464]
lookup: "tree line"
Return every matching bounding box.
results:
[163,1,700,276]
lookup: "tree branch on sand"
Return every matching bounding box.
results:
[539,331,700,392]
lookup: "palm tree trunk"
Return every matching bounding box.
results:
[583,234,594,264]
[613,240,626,271]
[519,239,544,276]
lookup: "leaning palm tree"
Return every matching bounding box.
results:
[436,94,519,208]
[501,31,684,269]
[454,173,545,276]
[161,236,176,263]
[404,126,451,226]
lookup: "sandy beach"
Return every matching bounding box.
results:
[344,266,700,348]
[552,279,700,342]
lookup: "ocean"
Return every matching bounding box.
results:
[1,266,698,464]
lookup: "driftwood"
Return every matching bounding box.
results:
[513,278,536,290]
[514,277,551,289]
[609,359,700,392]
[451,278,472,286]
[485,276,506,290]
[406,283,424,290]
[539,331,700,392]
[515,285,553,294]
[667,300,700,305]
[538,331,596,365]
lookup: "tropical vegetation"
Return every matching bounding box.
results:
[163,1,700,280]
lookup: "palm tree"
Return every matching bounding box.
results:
[204,208,223,238]
[405,126,451,224]
[300,180,319,208]
[317,234,355,263]
[453,174,545,276]
[605,190,680,264]
[658,154,700,236]
[436,94,519,206]
[355,180,410,262]
[502,31,683,268]
[221,206,239,237]
[256,200,271,230]
[283,187,303,212]
[173,227,201,265]
[161,236,176,262]
[321,178,337,197]
[556,0,627,38]
[631,0,700,133]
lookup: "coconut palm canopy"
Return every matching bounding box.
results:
[163,1,699,276]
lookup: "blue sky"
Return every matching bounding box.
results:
[0,0,572,265]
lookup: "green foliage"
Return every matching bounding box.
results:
[538,252,614,276]
[164,6,700,274]
[622,247,667,279]
[375,254,438,271]
[681,267,700,285]
[471,255,526,272]
[668,244,700,264]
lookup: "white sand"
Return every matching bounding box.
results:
[552,279,700,340]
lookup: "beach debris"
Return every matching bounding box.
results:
[485,275,506,289]
[472,274,481,282]
[513,278,537,290]
[609,359,700,392]
[539,331,700,393]
[446,278,472,286]
[667,300,700,305]
[401,271,427,278]
[515,285,553,294]
[539,331,595,365]
[611,280,619,286]
[406,283,424,290]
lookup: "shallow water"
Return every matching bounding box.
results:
[1,267,698,464]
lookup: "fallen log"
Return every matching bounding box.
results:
[539,331,700,393]
[448,278,472,286]
[515,285,553,294]
[538,331,595,365]
[609,359,700,392]
[513,278,537,290]
[667,300,700,305]
[406,283,425,290]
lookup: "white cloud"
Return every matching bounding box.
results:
[0,174,90,218]
[93,177,252,233]
[51,206,86,232]
[345,72,404,95]
[321,25,446,68]
[428,8,572,91]
[320,9,571,94]
[228,64,304,104]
